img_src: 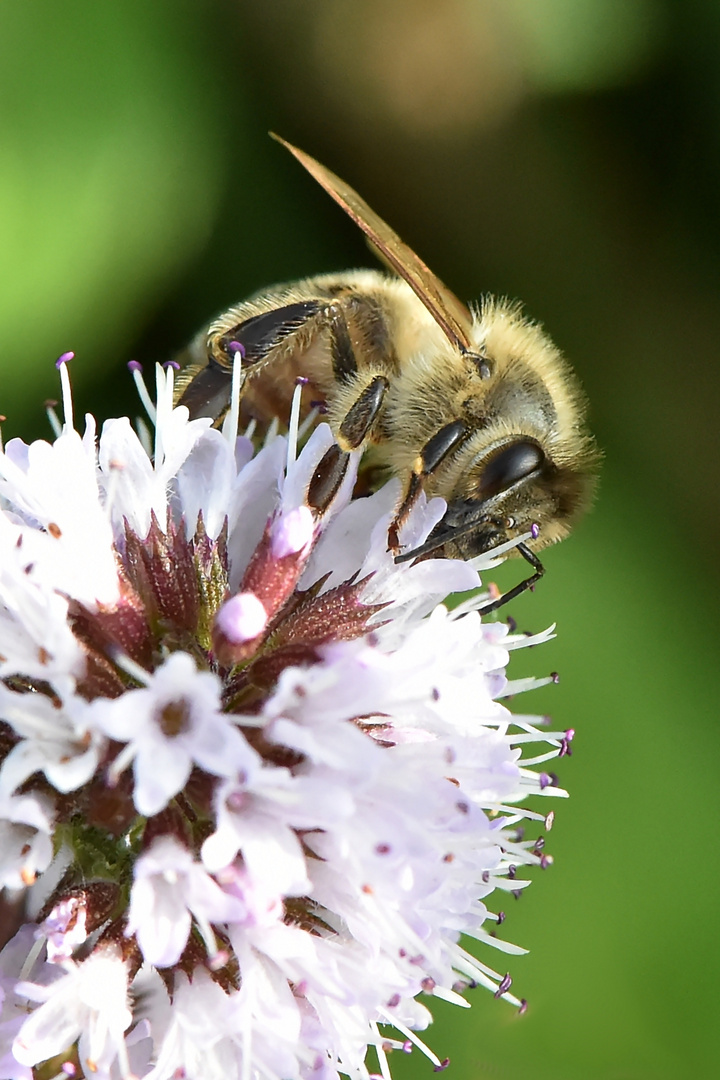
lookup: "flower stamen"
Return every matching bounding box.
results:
[127,361,157,424]
[55,351,75,431]
[221,342,244,446]
[286,376,307,470]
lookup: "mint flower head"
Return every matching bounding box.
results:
[0,355,572,1080]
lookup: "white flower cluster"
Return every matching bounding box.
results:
[0,360,571,1080]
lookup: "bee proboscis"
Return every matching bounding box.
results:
[176,136,598,611]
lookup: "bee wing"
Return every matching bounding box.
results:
[272,134,474,353]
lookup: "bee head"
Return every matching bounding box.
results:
[398,434,595,563]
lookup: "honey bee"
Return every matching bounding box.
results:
[176,136,597,611]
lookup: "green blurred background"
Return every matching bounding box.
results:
[1,1,718,1077]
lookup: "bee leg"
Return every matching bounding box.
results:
[178,300,323,419]
[217,301,323,367]
[306,368,390,516]
[179,297,370,422]
[175,360,235,422]
[307,443,352,515]
[337,375,389,449]
[306,373,389,515]
[326,300,361,383]
[477,542,545,614]
[388,420,467,551]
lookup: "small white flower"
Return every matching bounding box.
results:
[0,423,120,607]
[12,947,132,1077]
[142,968,247,1080]
[98,413,209,542]
[0,792,54,890]
[126,835,245,967]
[0,682,102,796]
[202,764,344,896]
[0,926,55,1080]
[40,896,89,964]
[92,651,254,816]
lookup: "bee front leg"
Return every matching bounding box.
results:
[308,373,389,515]
[388,420,467,553]
[337,375,390,449]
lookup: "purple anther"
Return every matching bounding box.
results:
[540,854,550,869]
[530,522,540,540]
[482,870,490,883]
[511,889,523,900]
[518,998,528,1016]
[127,360,143,373]
[227,341,245,356]
[164,360,180,371]
[545,810,555,831]
[550,671,560,683]
[533,836,545,852]
[421,977,436,993]
[539,772,551,790]
[402,1041,413,1054]
[494,973,512,998]
[496,910,506,924]
[431,687,440,701]
[434,1058,450,1073]
[507,864,517,879]
[295,375,309,385]
[310,399,329,414]
[375,842,391,855]
[506,615,517,633]
[559,737,571,757]
[565,727,575,741]
[55,351,75,368]
[386,993,400,1008]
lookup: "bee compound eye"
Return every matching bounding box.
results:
[479,441,545,499]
